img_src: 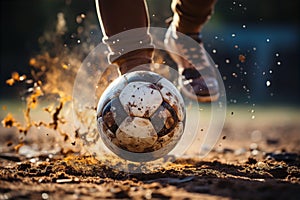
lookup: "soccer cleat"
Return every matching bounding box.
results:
[164,25,220,102]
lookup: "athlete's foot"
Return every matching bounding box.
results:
[164,24,220,102]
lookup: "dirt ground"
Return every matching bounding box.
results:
[0,106,300,200]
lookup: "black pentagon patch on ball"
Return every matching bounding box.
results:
[102,97,129,133]
[150,101,179,137]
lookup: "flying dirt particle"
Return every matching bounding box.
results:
[222,136,226,140]
[11,72,20,81]
[80,13,86,19]
[19,75,26,81]
[63,134,69,142]
[239,54,246,63]
[6,78,15,86]
[6,141,13,147]
[29,58,37,66]
[1,113,17,128]
[76,15,83,24]
[75,129,80,138]
[231,111,234,115]
[232,72,238,78]
[61,64,69,69]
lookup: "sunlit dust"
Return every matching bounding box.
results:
[6,72,27,86]
[1,12,99,155]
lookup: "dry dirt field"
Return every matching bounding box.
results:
[0,106,300,200]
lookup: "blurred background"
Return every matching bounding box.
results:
[1,0,299,105]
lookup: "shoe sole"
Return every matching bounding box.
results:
[164,31,220,102]
[180,86,220,103]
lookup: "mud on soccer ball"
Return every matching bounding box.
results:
[96,71,186,162]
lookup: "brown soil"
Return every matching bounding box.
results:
[1,107,300,200]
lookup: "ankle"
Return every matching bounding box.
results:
[113,48,154,74]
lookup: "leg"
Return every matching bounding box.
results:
[165,0,219,102]
[171,0,217,34]
[95,0,154,74]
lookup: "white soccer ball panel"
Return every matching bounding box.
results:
[157,78,185,121]
[116,116,158,152]
[119,82,163,118]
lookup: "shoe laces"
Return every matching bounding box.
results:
[170,30,213,71]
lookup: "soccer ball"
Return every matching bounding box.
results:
[96,71,185,162]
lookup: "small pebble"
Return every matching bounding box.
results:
[42,193,49,200]
[256,161,269,170]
